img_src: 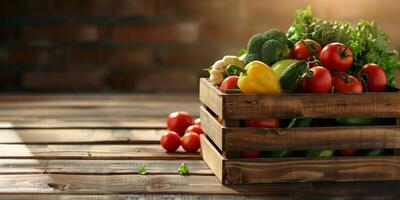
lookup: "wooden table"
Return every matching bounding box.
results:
[0,93,399,200]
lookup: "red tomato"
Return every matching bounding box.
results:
[185,124,203,135]
[319,42,353,72]
[336,149,357,156]
[332,74,363,93]
[245,119,280,128]
[291,39,322,62]
[300,66,332,93]
[216,117,223,124]
[240,151,262,158]
[220,76,239,92]
[360,63,387,92]
[160,131,181,152]
[181,132,200,153]
[167,111,193,136]
[193,118,201,126]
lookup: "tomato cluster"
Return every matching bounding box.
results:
[291,40,387,93]
[291,40,388,156]
[161,111,203,153]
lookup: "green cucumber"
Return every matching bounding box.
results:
[279,61,308,92]
[307,150,334,157]
[335,118,382,126]
[265,150,292,158]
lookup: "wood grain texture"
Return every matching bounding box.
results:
[0,117,167,129]
[0,144,200,160]
[200,106,223,150]
[199,78,223,117]
[0,174,399,197]
[224,126,400,151]
[224,92,400,119]
[0,194,310,200]
[0,129,163,144]
[224,156,400,184]
[202,134,400,184]
[0,159,211,175]
[200,135,224,183]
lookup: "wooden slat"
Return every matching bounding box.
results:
[0,129,163,144]
[0,93,197,103]
[0,174,399,196]
[224,126,400,151]
[0,159,211,175]
[200,106,223,150]
[199,78,223,117]
[224,92,400,119]
[0,144,200,160]
[0,194,296,200]
[0,118,166,129]
[225,156,400,184]
[200,135,224,183]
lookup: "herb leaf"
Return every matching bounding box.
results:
[138,165,146,175]
[177,163,189,175]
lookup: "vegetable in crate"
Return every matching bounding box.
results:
[300,66,332,93]
[271,59,300,77]
[279,61,308,92]
[226,61,282,94]
[287,6,400,86]
[208,55,245,85]
[246,29,290,65]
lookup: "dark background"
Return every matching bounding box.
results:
[0,0,399,93]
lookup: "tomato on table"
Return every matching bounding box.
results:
[166,111,193,136]
[193,118,201,126]
[181,132,200,153]
[185,124,203,135]
[160,131,181,152]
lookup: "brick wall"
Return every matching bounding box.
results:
[0,0,399,92]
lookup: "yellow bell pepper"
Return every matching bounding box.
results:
[227,61,282,94]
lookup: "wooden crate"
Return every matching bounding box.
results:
[199,78,400,184]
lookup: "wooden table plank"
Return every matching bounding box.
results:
[0,194,306,200]
[0,174,398,197]
[0,118,167,129]
[0,159,211,175]
[0,144,200,160]
[0,129,162,144]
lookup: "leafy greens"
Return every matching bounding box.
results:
[287,6,400,86]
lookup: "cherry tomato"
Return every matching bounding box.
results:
[240,151,262,158]
[181,132,200,153]
[291,39,322,68]
[216,117,223,124]
[300,66,332,93]
[336,149,357,156]
[185,124,203,135]
[160,131,181,152]
[245,119,280,128]
[360,63,387,92]
[319,42,353,72]
[219,76,239,92]
[167,111,193,136]
[332,74,363,93]
[193,118,201,126]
